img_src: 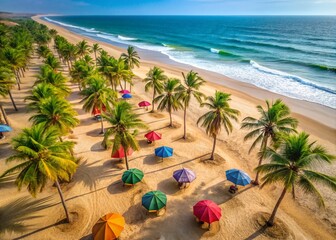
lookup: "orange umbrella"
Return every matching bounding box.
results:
[92,213,125,240]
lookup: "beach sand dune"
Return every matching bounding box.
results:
[0,15,335,240]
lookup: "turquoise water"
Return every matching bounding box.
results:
[45,16,336,108]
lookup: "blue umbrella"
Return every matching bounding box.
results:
[225,168,251,187]
[155,146,173,160]
[0,124,12,132]
[122,93,132,99]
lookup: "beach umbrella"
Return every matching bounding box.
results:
[92,213,125,240]
[145,131,162,142]
[119,89,130,94]
[173,168,196,183]
[111,146,133,158]
[193,200,222,224]
[138,101,151,108]
[155,146,173,160]
[0,125,12,132]
[122,93,132,99]
[142,190,167,211]
[225,168,251,187]
[122,168,144,185]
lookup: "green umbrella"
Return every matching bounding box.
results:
[122,168,144,185]
[142,191,167,211]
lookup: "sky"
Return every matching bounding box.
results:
[1,0,336,15]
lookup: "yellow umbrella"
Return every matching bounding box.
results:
[92,213,125,240]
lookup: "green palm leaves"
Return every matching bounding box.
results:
[121,46,140,70]
[179,70,206,139]
[1,124,76,223]
[144,66,167,112]
[29,97,79,137]
[256,132,335,226]
[155,78,184,127]
[241,99,298,184]
[81,76,117,133]
[103,101,147,169]
[198,91,240,160]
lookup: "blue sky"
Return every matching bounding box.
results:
[1,0,336,15]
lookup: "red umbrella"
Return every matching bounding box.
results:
[193,200,222,223]
[144,131,162,142]
[111,146,133,158]
[119,89,130,94]
[138,101,151,107]
[92,105,106,116]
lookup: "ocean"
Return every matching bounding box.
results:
[44,16,336,108]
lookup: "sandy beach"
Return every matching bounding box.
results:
[0,15,335,240]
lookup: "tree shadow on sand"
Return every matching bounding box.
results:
[0,196,55,237]
[73,159,122,190]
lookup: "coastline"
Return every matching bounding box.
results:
[33,15,336,134]
[0,14,335,240]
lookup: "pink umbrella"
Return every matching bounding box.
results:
[119,89,130,94]
[138,101,151,107]
[193,200,222,223]
[111,146,133,158]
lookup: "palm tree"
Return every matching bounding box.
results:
[197,91,240,160]
[241,99,298,184]
[0,124,77,223]
[154,78,183,127]
[97,53,117,89]
[256,132,335,226]
[121,46,140,70]
[91,43,102,66]
[29,97,79,140]
[2,47,25,90]
[25,83,58,111]
[43,54,61,72]
[143,66,167,112]
[179,71,206,139]
[36,45,51,59]
[0,66,17,112]
[113,58,133,90]
[80,76,117,133]
[70,59,95,91]
[103,101,147,169]
[35,67,70,96]
[76,40,92,59]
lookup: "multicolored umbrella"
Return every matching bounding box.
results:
[225,169,251,187]
[92,213,125,240]
[145,131,162,142]
[111,146,133,158]
[0,125,12,132]
[193,200,222,224]
[119,89,130,94]
[173,168,196,183]
[138,101,151,107]
[142,190,167,211]
[122,168,144,185]
[122,93,132,99]
[155,146,173,160]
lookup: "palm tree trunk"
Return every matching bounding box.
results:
[267,187,287,226]
[253,136,269,185]
[78,82,82,91]
[119,82,124,91]
[109,76,114,89]
[210,135,217,160]
[0,104,9,125]
[20,68,25,77]
[169,107,173,127]
[8,91,18,111]
[124,148,130,170]
[13,70,21,90]
[55,180,71,223]
[124,80,126,90]
[99,108,104,134]
[94,52,97,67]
[183,104,187,139]
[151,90,155,112]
